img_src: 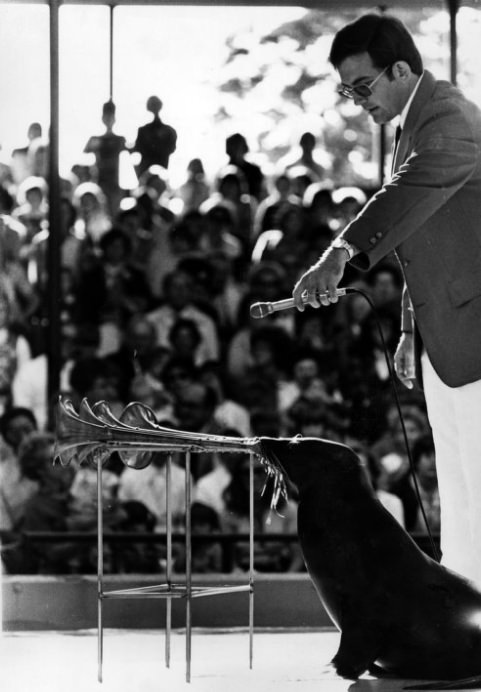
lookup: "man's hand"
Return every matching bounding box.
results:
[292,247,348,311]
[394,333,416,389]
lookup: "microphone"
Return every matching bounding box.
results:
[250,288,351,319]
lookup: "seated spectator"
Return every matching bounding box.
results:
[176,158,210,213]
[74,227,153,355]
[168,317,203,366]
[373,411,425,532]
[146,269,220,364]
[0,291,32,415]
[114,500,160,574]
[175,501,223,573]
[331,186,367,233]
[0,407,38,535]
[411,434,440,535]
[201,205,242,260]
[11,323,99,431]
[68,355,124,416]
[366,262,404,313]
[220,456,302,573]
[251,204,309,268]
[118,452,188,533]
[198,361,251,437]
[68,462,122,532]
[9,432,75,573]
[252,173,300,238]
[105,313,165,402]
[201,164,256,252]
[344,431,405,527]
[73,181,111,246]
[231,325,297,419]
[193,429,246,515]
[172,379,225,479]
[12,176,48,242]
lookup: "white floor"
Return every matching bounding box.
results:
[0,628,472,692]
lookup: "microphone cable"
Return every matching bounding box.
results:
[339,286,441,562]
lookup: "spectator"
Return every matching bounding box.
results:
[220,456,302,573]
[0,407,38,535]
[118,451,188,532]
[73,181,111,246]
[68,355,124,416]
[225,133,265,201]
[83,100,127,216]
[373,410,425,532]
[146,269,220,364]
[282,131,326,181]
[0,291,32,415]
[176,158,210,213]
[12,176,48,242]
[74,227,153,355]
[193,428,246,515]
[172,379,224,479]
[11,432,75,573]
[10,122,42,184]
[252,173,300,238]
[411,434,440,535]
[132,95,177,177]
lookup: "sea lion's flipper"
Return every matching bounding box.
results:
[331,628,380,680]
[404,676,481,690]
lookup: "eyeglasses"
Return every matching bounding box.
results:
[338,66,389,100]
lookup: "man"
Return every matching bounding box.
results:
[293,14,481,586]
[132,95,177,177]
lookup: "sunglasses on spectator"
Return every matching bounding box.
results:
[338,66,389,100]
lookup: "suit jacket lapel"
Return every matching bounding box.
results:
[392,70,437,174]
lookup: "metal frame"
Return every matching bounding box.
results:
[95,450,255,683]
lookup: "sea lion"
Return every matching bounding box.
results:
[258,436,481,688]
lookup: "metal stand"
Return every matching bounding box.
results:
[96,450,255,683]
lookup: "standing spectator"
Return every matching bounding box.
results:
[225,133,265,201]
[282,131,326,181]
[10,122,42,184]
[132,95,177,178]
[84,100,126,217]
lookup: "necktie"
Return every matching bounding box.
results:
[394,124,402,150]
[392,124,402,174]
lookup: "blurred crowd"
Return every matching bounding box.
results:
[0,101,439,575]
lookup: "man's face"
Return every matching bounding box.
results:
[338,52,403,125]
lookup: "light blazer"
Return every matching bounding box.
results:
[343,70,481,387]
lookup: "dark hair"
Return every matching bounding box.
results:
[168,318,202,348]
[329,14,423,76]
[99,227,131,254]
[412,434,435,469]
[0,407,37,437]
[69,356,116,396]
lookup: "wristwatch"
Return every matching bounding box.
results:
[331,236,358,261]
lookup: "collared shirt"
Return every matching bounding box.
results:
[399,72,423,128]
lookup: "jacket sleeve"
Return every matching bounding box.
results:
[342,99,479,271]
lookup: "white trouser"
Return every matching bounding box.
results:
[422,351,481,586]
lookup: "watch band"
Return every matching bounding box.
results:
[331,237,357,260]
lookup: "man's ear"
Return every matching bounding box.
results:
[392,61,412,82]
